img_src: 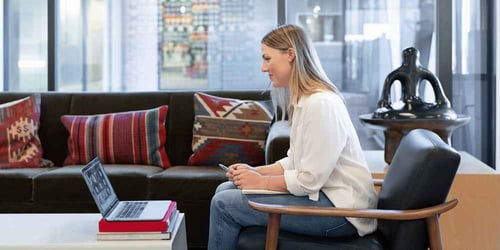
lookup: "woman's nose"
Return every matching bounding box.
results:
[261,63,268,72]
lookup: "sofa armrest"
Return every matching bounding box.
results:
[265,121,290,164]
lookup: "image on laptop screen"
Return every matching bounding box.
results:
[82,159,118,216]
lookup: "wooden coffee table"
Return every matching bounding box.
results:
[0,213,186,250]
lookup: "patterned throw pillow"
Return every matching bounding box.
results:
[188,93,274,166]
[60,106,171,168]
[0,95,45,169]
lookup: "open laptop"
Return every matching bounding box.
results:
[81,157,171,221]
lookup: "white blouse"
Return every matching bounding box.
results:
[277,90,377,236]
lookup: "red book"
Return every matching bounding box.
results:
[98,201,177,232]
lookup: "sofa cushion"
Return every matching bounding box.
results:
[0,168,57,202]
[39,93,72,166]
[0,95,51,169]
[33,165,164,204]
[188,93,273,166]
[149,165,226,201]
[61,106,171,168]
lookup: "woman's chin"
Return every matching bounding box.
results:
[272,81,285,88]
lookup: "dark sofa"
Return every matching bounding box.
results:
[0,91,290,249]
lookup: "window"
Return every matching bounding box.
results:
[286,0,437,150]
[57,0,277,91]
[497,0,500,167]
[1,0,496,166]
[4,0,48,91]
[451,0,493,164]
[57,0,107,91]
[159,0,277,90]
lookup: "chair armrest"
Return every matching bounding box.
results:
[373,178,384,186]
[248,198,458,221]
[265,121,290,164]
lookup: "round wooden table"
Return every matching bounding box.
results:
[359,114,470,163]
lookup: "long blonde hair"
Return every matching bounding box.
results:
[262,24,342,120]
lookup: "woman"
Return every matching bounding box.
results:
[208,24,377,250]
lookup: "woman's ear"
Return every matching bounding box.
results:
[287,48,296,62]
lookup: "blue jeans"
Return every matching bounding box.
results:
[208,181,357,250]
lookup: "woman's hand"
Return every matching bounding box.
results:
[232,168,267,190]
[226,163,252,181]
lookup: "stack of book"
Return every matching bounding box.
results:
[96,201,180,240]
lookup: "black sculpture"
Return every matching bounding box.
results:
[373,47,457,119]
[361,47,470,163]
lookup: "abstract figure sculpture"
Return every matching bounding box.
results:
[373,47,457,120]
[360,47,470,163]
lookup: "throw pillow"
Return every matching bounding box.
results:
[188,92,274,166]
[0,95,45,169]
[60,106,171,168]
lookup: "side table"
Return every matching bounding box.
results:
[0,213,187,250]
[360,114,470,163]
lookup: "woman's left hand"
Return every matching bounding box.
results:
[232,168,266,189]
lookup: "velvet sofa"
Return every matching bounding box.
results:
[0,91,289,249]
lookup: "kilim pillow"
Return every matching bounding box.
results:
[60,106,171,168]
[0,95,46,169]
[188,92,274,166]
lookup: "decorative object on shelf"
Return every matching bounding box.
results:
[360,47,470,163]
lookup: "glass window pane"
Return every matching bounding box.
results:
[287,0,436,150]
[159,0,277,90]
[85,0,106,91]
[121,0,159,91]
[58,0,105,92]
[5,0,48,91]
[451,0,488,161]
[58,0,84,91]
[0,1,3,87]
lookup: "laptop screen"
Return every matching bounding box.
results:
[81,158,119,217]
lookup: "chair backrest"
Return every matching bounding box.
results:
[376,129,461,250]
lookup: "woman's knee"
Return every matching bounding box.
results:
[215,181,237,194]
[211,188,245,212]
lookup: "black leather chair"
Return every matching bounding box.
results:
[238,129,461,250]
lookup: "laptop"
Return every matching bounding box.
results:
[81,157,171,221]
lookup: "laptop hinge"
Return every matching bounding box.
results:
[104,199,120,218]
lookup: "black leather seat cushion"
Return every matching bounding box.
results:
[0,168,56,202]
[33,165,162,203]
[238,226,383,250]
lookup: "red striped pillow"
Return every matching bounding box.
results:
[60,106,171,168]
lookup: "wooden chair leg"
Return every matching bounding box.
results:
[265,213,281,250]
[426,215,443,250]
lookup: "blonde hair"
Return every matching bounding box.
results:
[262,24,342,120]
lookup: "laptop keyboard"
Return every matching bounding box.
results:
[116,201,147,218]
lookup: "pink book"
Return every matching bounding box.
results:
[98,201,177,232]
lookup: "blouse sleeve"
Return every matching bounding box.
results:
[277,148,292,170]
[284,95,348,200]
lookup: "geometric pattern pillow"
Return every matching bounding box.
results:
[0,95,45,169]
[188,92,273,166]
[60,106,171,168]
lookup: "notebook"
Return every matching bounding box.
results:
[81,157,171,221]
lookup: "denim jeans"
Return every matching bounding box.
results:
[208,181,358,250]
